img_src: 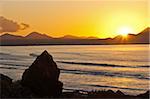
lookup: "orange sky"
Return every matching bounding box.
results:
[0,0,149,38]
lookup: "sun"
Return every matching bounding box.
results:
[117,27,133,36]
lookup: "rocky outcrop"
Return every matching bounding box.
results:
[21,50,63,97]
[0,74,12,98]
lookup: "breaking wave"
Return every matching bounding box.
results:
[61,69,149,80]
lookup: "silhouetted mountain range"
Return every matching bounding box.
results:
[0,33,23,40]
[0,27,149,45]
[59,35,85,39]
[112,27,149,43]
[25,32,53,39]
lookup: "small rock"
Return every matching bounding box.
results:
[107,90,115,94]
[116,90,124,96]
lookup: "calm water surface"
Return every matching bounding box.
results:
[0,44,149,95]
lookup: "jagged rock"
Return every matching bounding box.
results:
[21,50,63,97]
[116,90,124,96]
[0,74,12,98]
[107,90,115,94]
[0,74,12,87]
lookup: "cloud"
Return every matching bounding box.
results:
[0,16,30,33]
[20,23,30,30]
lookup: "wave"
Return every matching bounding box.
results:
[0,52,12,56]
[0,59,148,80]
[0,57,23,61]
[57,61,150,68]
[1,62,148,80]
[63,88,88,92]
[0,52,30,61]
[87,84,146,91]
[0,66,25,70]
[0,66,18,69]
[60,69,149,80]
[0,52,19,60]
[138,66,150,68]
[0,63,28,67]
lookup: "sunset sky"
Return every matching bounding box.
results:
[0,0,149,38]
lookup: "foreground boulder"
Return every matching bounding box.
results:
[21,50,63,97]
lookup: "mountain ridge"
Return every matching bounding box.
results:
[0,32,101,40]
[0,27,149,45]
[25,32,53,39]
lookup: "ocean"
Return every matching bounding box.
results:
[0,44,149,95]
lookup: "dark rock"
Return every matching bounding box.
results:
[0,74,12,98]
[21,50,63,97]
[116,90,124,96]
[137,90,150,98]
[107,89,115,94]
[0,74,12,85]
[10,80,35,98]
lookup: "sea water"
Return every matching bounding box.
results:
[0,44,149,95]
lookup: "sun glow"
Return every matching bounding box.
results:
[117,27,133,36]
